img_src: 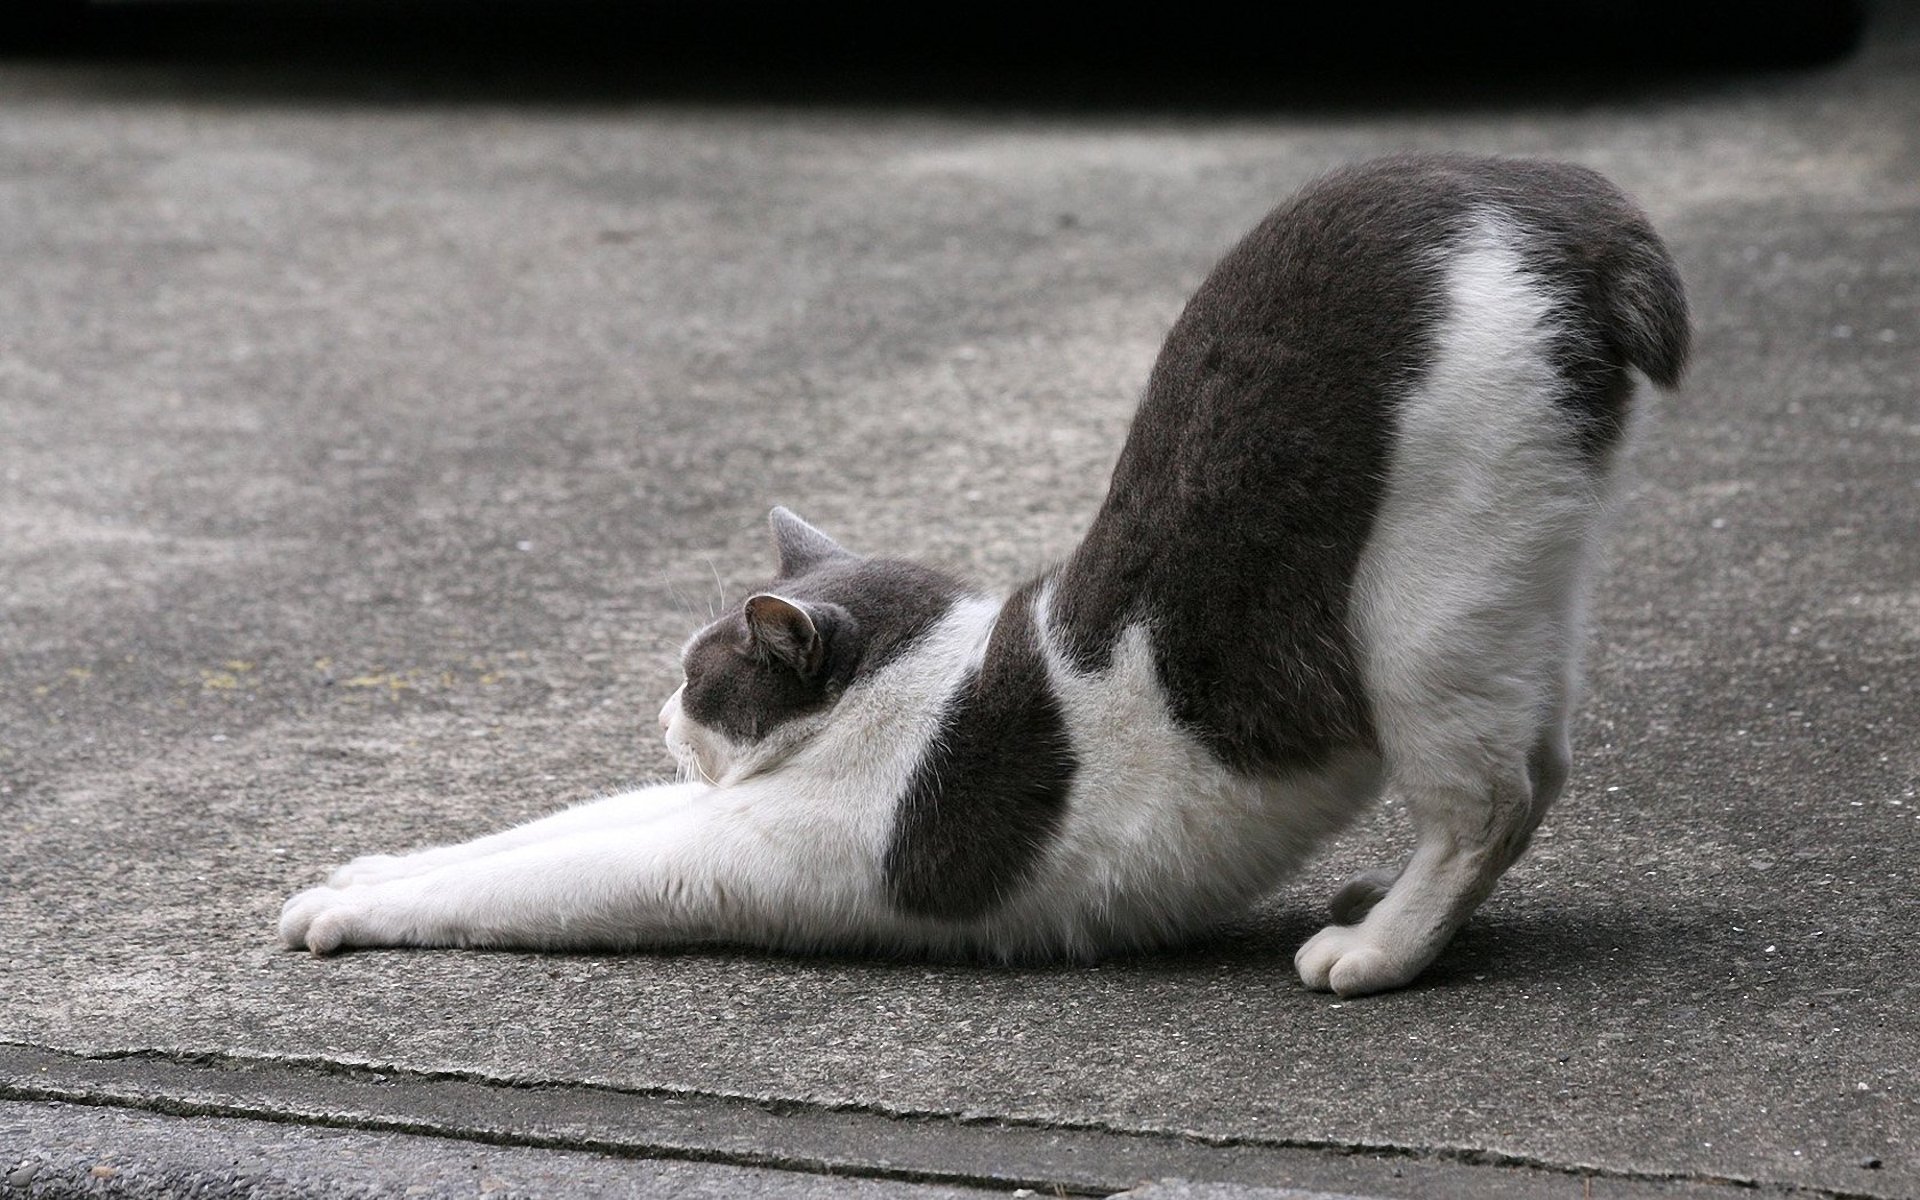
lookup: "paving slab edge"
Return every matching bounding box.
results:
[0,1042,1891,1200]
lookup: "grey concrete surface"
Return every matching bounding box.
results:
[0,1044,1784,1199]
[0,1097,1378,1200]
[0,1099,1003,1198]
[1119,1187,1373,1200]
[3,9,1917,1200]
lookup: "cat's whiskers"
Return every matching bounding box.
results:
[669,737,720,788]
[704,554,727,622]
[688,747,719,788]
[661,574,698,626]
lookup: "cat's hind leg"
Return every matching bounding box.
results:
[1296,743,1553,995]
[1296,215,1622,995]
[1320,690,1572,934]
[1299,464,1591,998]
[1297,617,1582,996]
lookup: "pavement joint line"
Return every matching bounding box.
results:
[0,1042,1888,1200]
[0,1076,1095,1197]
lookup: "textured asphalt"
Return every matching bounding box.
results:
[2,7,1916,1199]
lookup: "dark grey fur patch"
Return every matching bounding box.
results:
[681,552,969,745]
[770,506,851,577]
[883,579,1077,921]
[1051,157,1454,773]
[1049,154,1688,775]
[679,606,840,743]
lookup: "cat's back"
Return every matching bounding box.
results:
[1051,154,1688,775]
[1133,154,1685,484]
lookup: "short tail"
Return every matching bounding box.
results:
[1604,226,1691,388]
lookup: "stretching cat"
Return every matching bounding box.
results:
[280,154,1688,996]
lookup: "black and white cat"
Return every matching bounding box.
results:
[281,155,1688,996]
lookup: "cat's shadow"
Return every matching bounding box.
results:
[1117,902,1737,997]
[574,900,1730,1000]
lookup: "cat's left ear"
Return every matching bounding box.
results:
[770,506,855,578]
[744,593,827,676]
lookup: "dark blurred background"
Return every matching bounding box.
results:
[1,0,1875,106]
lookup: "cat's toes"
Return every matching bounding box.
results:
[279,879,439,954]
[1294,924,1419,997]
[279,886,344,953]
[328,854,410,888]
[302,907,360,956]
[1328,866,1400,925]
[279,886,379,955]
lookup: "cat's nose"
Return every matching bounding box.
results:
[657,703,671,732]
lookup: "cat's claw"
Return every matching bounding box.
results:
[1294,924,1420,997]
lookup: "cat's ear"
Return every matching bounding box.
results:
[769,506,854,578]
[744,593,826,675]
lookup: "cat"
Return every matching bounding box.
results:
[280,154,1688,997]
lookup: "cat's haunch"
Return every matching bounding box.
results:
[281,154,1688,997]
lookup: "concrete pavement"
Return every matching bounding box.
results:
[2,8,1916,1198]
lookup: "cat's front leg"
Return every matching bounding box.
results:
[280,782,882,955]
[319,782,708,888]
[280,834,689,954]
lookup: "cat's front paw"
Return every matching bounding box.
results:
[1294,924,1421,997]
[279,883,425,955]
[279,886,358,954]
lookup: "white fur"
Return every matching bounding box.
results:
[985,592,1380,958]
[281,214,1638,996]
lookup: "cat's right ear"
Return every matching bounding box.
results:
[769,506,855,578]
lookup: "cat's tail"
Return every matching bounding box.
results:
[1601,219,1691,389]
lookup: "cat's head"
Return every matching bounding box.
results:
[658,507,967,785]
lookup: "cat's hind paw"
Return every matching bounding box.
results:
[1294,924,1421,997]
[1328,866,1400,925]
